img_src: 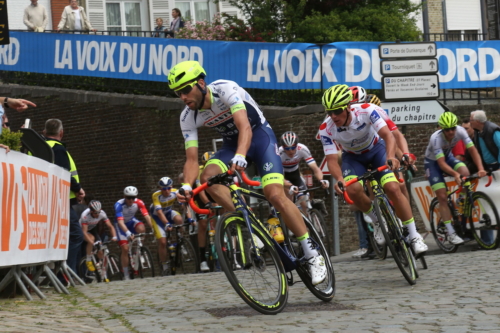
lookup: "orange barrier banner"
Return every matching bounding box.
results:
[411,171,500,232]
[0,151,70,267]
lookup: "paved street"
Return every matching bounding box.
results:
[1,243,499,333]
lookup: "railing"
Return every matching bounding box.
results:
[422,33,488,42]
[12,29,170,38]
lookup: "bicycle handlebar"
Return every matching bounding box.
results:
[457,172,493,193]
[340,165,389,205]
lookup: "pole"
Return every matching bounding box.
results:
[331,176,340,256]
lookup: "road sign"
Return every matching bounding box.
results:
[379,42,437,59]
[381,58,438,75]
[380,100,448,125]
[319,157,330,175]
[382,75,439,101]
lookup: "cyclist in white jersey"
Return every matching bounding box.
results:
[80,200,117,272]
[424,112,486,244]
[169,60,327,285]
[279,131,329,214]
[320,84,427,255]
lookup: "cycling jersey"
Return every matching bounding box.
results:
[114,198,149,223]
[425,126,473,161]
[180,80,266,149]
[79,208,109,231]
[319,103,387,155]
[151,189,178,216]
[280,143,315,172]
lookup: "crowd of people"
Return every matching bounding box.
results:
[23,0,184,36]
[2,59,500,287]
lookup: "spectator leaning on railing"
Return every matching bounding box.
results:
[57,0,97,33]
[23,0,48,32]
[166,8,184,38]
[470,110,500,172]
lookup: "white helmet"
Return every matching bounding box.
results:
[158,177,173,188]
[348,86,367,104]
[124,186,138,197]
[88,200,102,213]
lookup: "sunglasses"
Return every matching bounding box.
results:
[174,81,198,97]
[443,127,457,132]
[161,186,172,191]
[125,196,136,200]
[284,146,297,151]
[326,107,346,116]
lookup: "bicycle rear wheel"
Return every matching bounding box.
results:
[216,212,288,315]
[309,209,331,254]
[366,223,388,260]
[106,254,124,281]
[468,191,500,250]
[295,218,335,302]
[177,239,199,274]
[429,198,459,253]
[78,257,101,283]
[138,247,156,278]
[375,197,417,285]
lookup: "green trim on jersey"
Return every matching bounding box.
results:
[185,140,198,149]
[465,141,474,149]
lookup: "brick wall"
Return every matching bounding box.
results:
[427,0,445,34]
[3,85,499,257]
[50,0,70,30]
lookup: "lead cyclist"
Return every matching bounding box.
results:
[169,60,327,285]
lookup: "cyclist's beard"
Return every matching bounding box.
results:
[195,83,207,111]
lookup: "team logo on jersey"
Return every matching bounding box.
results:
[337,127,347,132]
[432,177,439,182]
[343,169,351,177]
[370,111,380,123]
[356,123,367,131]
[321,136,333,145]
[274,143,279,155]
[184,134,189,139]
[263,162,273,171]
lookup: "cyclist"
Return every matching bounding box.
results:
[424,112,487,244]
[169,60,327,285]
[279,131,329,214]
[150,177,186,274]
[79,200,117,272]
[114,186,153,280]
[320,84,427,255]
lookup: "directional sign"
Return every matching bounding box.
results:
[380,100,448,125]
[381,58,438,75]
[382,75,440,101]
[379,42,437,59]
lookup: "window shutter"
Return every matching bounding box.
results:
[87,0,106,30]
[446,0,481,31]
[149,0,170,30]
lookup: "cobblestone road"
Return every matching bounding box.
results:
[1,247,499,333]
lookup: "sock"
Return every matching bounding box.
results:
[297,232,318,258]
[363,205,377,224]
[443,220,455,234]
[123,267,129,276]
[199,247,206,262]
[402,218,419,239]
[162,262,169,271]
[86,255,92,262]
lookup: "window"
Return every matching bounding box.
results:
[175,1,210,23]
[447,30,482,41]
[106,1,144,36]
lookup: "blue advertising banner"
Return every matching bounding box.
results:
[1,32,500,90]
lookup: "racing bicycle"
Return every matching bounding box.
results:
[127,232,155,279]
[78,240,122,283]
[162,222,199,276]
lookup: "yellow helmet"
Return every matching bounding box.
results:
[322,84,352,112]
[202,151,215,165]
[167,61,206,91]
[366,94,381,106]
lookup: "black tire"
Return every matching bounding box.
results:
[374,197,417,285]
[138,247,155,278]
[366,223,388,260]
[419,255,428,270]
[295,218,335,302]
[309,209,331,254]
[106,254,124,281]
[429,198,459,253]
[177,239,199,275]
[468,191,500,250]
[78,257,101,283]
[215,212,288,315]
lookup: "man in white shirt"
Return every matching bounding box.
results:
[23,0,48,32]
[57,0,97,33]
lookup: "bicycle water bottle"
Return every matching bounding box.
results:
[209,230,215,245]
[169,243,176,258]
[267,217,284,243]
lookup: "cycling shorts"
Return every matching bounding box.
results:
[151,208,180,239]
[424,154,466,191]
[114,217,144,246]
[341,140,397,187]
[205,122,284,188]
[84,227,101,243]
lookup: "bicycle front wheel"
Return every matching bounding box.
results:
[375,197,417,285]
[468,191,500,250]
[296,217,335,302]
[215,212,288,315]
[367,223,388,260]
[309,209,331,254]
[138,247,155,278]
[177,239,199,275]
[78,257,100,284]
[429,198,459,253]
[107,254,124,281]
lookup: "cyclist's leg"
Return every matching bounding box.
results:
[133,218,146,234]
[151,214,168,270]
[287,170,308,215]
[84,231,96,271]
[115,223,131,278]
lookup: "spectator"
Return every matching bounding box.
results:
[0,97,37,135]
[23,0,48,32]
[166,8,184,38]
[470,110,500,172]
[451,118,469,162]
[0,144,9,152]
[152,18,166,38]
[460,119,478,174]
[57,0,97,33]
[43,119,85,274]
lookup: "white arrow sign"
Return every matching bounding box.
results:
[381,58,438,75]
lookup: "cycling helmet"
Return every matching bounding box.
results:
[167,61,206,91]
[322,84,353,111]
[280,131,298,147]
[88,200,102,213]
[348,86,367,104]
[123,186,138,197]
[438,112,458,129]
[366,94,381,106]
[158,177,173,188]
[202,151,215,165]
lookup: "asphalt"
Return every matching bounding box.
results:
[1,235,499,333]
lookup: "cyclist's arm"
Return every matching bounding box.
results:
[183,147,199,187]
[81,224,93,244]
[436,156,461,179]
[377,126,397,163]
[392,129,415,164]
[233,109,252,160]
[325,154,343,193]
[155,209,170,225]
[466,145,486,175]
[103,219,117,239]
[308,162,324,181]
[116,219,129,234]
